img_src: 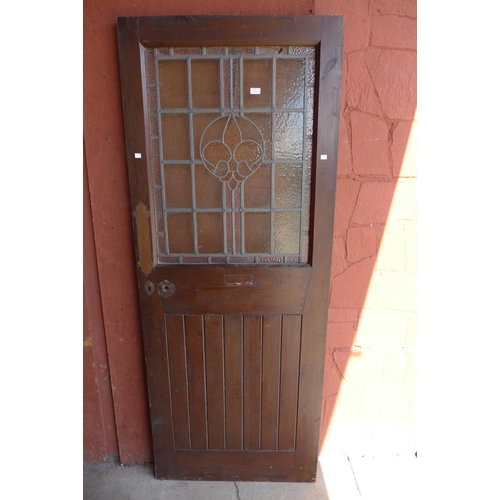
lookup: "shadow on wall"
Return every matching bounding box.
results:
[317,0,417,458]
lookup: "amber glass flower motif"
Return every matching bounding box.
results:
[200,114,264,190]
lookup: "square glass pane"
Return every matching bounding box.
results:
[243,59,272,108]
[161,114,190,160]
[164,164,192,208]
[197,213,224,254]
[167,213,194,253]
[195,164,223,208]
[276,59,305,109]
[274,212,300,254]
[275,164,302,208]
[244,113,271,160]
[244,164,271,208]
[275,113,304,160]
[158,60,188,108]
[244,212,271,253]
[191,59,220,109]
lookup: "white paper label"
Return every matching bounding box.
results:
[320,154,328,160]
[135,153,142,158]
[250,88,261,95]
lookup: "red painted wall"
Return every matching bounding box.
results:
[83,0,417,462]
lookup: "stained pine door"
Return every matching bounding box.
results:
[117,15,343,481]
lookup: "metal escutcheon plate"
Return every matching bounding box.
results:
[158,279,176,298]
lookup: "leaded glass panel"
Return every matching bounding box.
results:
[146,46,316,264]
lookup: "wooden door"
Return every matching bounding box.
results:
[117,15,343,482]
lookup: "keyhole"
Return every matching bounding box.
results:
[145,281,154,295]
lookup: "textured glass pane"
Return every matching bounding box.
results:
[306,87,314,136]
[211,256,227,263]
[229,256,255,263]
[275,113,304,160]
[244,212,271,253]
[308,58,316,84]
[276,59,305,109]
[274,212,300,254]
[232,58,240,109]
[158,60,188,108]
[149,110,159,137]
[243,59,272,108]
[302,208,311,232]
[191,59,220,108]
[290,46,316,55]
[156,48,171,56]
[303,194,311,231]
[182,256,210,263]
[223,59,231,108]
[234,211,242,254]
[153,187,162,211]
[159,256,180,263]
[275,164,302,208]
[205,47,224,55]
[150,138,161,185]
[164,165,192,208]
[148,86,157,113]
[229,47,255,55]
[233,185,242,254]
[302,233,309,262]
[157,234,166,254]
[286,256,300,263]
[146,49,155,84]
[257,46,286,55]
[258,256,285,263]
[197,213,223,253]
[244,164,271,208]
[161,114,190,160]
[195,164,222,208]
[244,113,271,160]
[155,210,164,235]
[173,47,201,55]
[305,138,313,180]
[167,213,194,253]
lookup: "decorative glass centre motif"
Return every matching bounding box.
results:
[200,114,265,191]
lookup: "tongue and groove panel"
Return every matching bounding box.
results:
[165,314,302,451]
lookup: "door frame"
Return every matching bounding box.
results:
[117,15,343,481]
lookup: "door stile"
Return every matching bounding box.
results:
[117,17,178,478]
[294,16,344,480]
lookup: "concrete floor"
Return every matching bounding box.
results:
[83,454,417,499]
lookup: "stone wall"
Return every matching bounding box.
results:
[317,0,417,456]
